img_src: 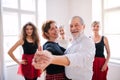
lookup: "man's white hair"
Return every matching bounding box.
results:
[71,16,84,25]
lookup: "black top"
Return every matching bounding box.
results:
[22,39,38,54]
[95,36,105,57]
[43,41,66,74]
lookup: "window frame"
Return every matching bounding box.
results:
[2,0,38,66]
[102,0,120,63]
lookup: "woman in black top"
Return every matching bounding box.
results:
[8,22,42,80]
[41,20,68,80]
[91,21,110,80]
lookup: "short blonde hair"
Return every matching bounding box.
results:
[92,21,100,27]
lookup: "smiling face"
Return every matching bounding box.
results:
[43,21,58,41]
[70,17,85,38]
[25,25,33,36]
[92,21,100,33]
[46,23,58,40]
[92,24,99,32]
[59,27,65,36]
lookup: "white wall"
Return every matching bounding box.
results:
[0,0,4,79]
[46,0,92,37]
[5,65,23,80]
[69,0,92,36]
[5,63,120,80]
[46,0,71,37]
[38,0,47,46]
[107,63,120,80]
[46,0,70,27]
[5,65,45,80]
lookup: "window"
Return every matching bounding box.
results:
[2,12,20,64]
[2,0,18,9]
[20,0,35,11]
[21,14,36,27]
[2,0,38,66]
[103,0,120,61]
[3,12,19,35]
[92,0,120,63]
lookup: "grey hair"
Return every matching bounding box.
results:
[92,21,100,27]
[71,16,84,25]
[59,25,64,29]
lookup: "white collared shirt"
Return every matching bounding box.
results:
[65,32,95,80]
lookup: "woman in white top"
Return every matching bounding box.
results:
[57,26,70,49]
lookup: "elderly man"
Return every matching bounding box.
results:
[32,16,95,80]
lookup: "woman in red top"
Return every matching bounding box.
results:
[8,22,42,80]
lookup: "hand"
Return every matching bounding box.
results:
[101,64,107,72]
[32,50,53,70]
[34,50,53,63]
[19,60,27,65]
